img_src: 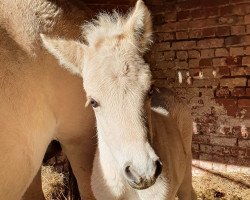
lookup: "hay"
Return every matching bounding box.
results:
[41,165,250,200]
[193,172,250,200]
[41,166,68,200]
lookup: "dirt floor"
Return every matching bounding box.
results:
[192,170,250,200]
[42,166,250,200]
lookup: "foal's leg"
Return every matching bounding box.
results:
[22,168,45,200]
[177,157,197,200]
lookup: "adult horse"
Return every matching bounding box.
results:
[0,0,96,199]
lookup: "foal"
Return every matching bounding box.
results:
[41,0,196,199]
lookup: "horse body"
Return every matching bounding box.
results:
[0,1,96,199]
[91,88,196,200]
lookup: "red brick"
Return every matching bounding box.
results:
[164,12,177,22]
[193,134,211,143]
[225,36,242,46]
[176,51,188,60]
[212,146,224,156]
[232,4,250,15]
[220,5,233,16]
[155,22,176,32]
[152,42,171,52]
[245,67,250,75]
[175,61,188,69]
[231,26,246,35]
[175,21,190,31]
[189,68,200,77]
[200,153,213,161]
[239,107,250,118]
[213,58,226,66]
[155,60,175,70]
[225,56,242,66]
[177,0,201,11]
[192,143,200,152]
[201,49,215,58]
[200,144,212,153]
[189,29,203,39]
[217,66,230,76]
[242,56,250,66]
[153,52,165,61]
[211,136,237,147]
[189,59,200,68]
[238,139,250,148]
[176,31,188,40]
[231,0,250,4]
[246,88,250,96]
[215,87,230,97]
[226,105,239,117]
[192,79,219,87]
[202,27,216,37]
[205,7,219,18]
[154,33,174,42]
[231,87,246,97]
[215,48,229,57]
[218,16,239,25]
[215,98,237,107]
[231,67,245,76]
[172,41,196,50]
[188,50,200,59]
[177,10,190,21]
[164,51,175,61]
[199,58,212,67]
[212,154,226,163]
[246,24,250,34]
[230,47,244,56]
[202,0,230,8]
[242,35,250,45]
[248,79,250,86]
[189,18,218,29]
[245,14,250,24]
[238,99,250,107]
[197,38,224,48]
[153,14,165,25]
[190,9,206,19]
[220,78,247,87]
[216,26,231,37]
[202,68,215,78]
[245,47,250,55]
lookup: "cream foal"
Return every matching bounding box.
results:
[41,0,196,199]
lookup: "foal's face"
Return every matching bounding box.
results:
[83,42,162,189]
[41,0,162,190]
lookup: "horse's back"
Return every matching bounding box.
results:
[151,87,194,199]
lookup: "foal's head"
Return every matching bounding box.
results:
[41,0,162,190]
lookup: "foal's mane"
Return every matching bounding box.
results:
[82,10,128,46]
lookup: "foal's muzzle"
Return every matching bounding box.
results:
[124,160,162,190]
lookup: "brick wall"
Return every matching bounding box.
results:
[83,0,250,170]
[145,0,250,169]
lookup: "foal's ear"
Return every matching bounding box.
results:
[40,34,85,76]
[124,0,152,53]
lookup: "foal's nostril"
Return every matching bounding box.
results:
[124,165,141,185]
[154,160,163,179]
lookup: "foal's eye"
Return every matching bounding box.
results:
[90,98,99,108]
[148,85,154,97]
